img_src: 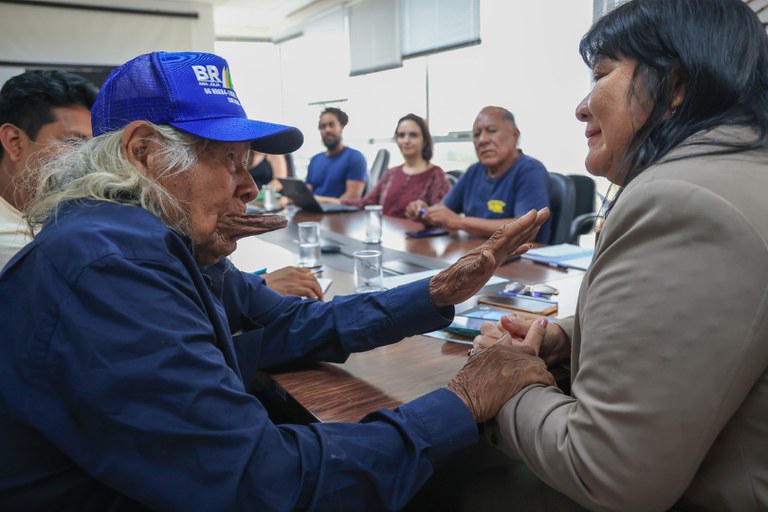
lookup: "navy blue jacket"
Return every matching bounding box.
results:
[0,201,476,511]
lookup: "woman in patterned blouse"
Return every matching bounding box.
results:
[338,114,452,217]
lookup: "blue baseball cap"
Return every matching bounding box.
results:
[91,51,303,154]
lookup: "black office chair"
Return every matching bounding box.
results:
[567,174,598,244]
[367,149,390,189]
[445,170,463,186]
[285,153,296,178]
[547,172,576,245]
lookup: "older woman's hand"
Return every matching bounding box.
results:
[472,314,571,367]
[446,317,554,423]
[428,209,549,308]
[470,320,509,352]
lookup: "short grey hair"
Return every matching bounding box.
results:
[481,106,517,127]
[25,124,203,237]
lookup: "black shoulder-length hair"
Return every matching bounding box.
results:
[580,0,768,192]
[395,113,434,162]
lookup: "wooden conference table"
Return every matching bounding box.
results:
[236,209,584,424]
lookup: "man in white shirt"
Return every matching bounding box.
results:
[0,70,97,268]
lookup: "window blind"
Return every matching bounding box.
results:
[348,0,402,76]
[399,0,480,59]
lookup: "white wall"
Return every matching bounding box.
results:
[216,0,594,179]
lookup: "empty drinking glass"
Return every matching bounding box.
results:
[353,249,384,292]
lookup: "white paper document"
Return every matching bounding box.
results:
[381,268,507,289]
[317,278,333,294]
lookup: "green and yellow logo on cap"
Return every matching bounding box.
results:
[222,67,234,89]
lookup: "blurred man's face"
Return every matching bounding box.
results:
[32,105,93,148]
[4,105,92,209]
[318,113,343,151]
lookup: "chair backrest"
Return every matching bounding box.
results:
[368,149,390,188]
[285,153,296,178]
[547,172,576,245]
[567,174,597,243]
[445,169,463,186]
[569,174,596,217]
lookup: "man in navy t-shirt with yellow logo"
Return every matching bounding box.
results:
[406,106,551,243]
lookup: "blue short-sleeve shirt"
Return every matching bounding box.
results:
[306,146,368,197]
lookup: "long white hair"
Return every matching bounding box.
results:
[25,124,203,237]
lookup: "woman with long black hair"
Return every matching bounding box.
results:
[473,0,768,510]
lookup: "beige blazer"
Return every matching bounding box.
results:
[487,126,768,511]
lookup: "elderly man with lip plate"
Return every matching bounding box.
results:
[0,51,552,511]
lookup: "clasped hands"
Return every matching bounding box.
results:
[447,311,571,423]
[421,208,557,423]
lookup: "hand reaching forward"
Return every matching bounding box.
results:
[263,266,324,300]
[446,317,555,423]
[428,209,549,308]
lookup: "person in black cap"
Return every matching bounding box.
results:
[0,51,551,511]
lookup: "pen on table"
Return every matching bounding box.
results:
[497,291,558,304]
[252,268,268,276]
[532,260,569,272]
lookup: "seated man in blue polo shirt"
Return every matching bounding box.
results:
[306,107,367,199]
[406,106,551,243]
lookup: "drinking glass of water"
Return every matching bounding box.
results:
[297,222,321,268]
[364,205,383,244]
[261,184,277,211]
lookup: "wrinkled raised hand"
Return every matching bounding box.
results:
[446,317,554,423]
[264,266,324,300]
[428,209,549,308]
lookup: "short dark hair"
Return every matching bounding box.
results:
[580,0,768,191]
[0,70,98,158]
[395,113,434,161]
[320,107,349,127]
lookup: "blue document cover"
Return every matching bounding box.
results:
[522,244,594,270]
